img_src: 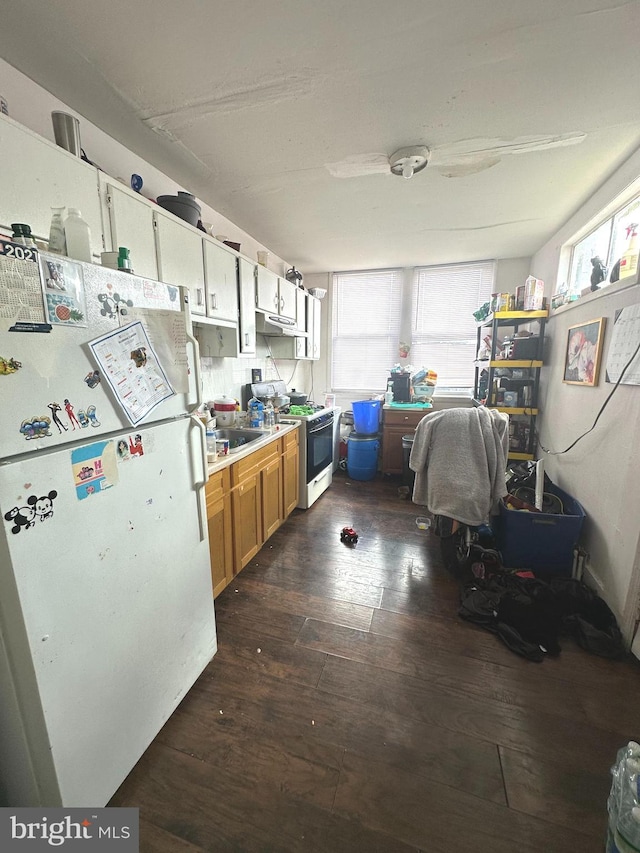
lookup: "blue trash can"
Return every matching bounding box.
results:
[351,400,381,434]
[347,433,380,481]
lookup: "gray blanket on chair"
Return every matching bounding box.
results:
[409,407,509,526]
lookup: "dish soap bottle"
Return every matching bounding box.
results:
[48,207,67,254]
[620,223,639,280]
[384,382,394,405]
[64,208,92,263]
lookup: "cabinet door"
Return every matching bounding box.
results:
[282,437,299,517]
[154,211,206,315]
[205,471,233,598]
[381,425,409,475]
[295,287,307,332]
[0,115,103,258]
[203,240,238,322]
[238,258,257,353]
[256,266,279,313]
[104,181,159,280]
[278,276,297,321]
[261,456,283,539]
[306,297,321,359]
[231,473,262,571]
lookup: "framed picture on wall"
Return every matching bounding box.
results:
[563,317,606,386]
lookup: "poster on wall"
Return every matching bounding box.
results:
[606,303,640,386]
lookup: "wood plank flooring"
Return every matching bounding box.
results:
[110,472,640,852]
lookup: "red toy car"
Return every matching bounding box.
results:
[340,526,358,545]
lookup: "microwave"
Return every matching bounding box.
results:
[504,336,540,360]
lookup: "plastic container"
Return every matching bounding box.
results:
[402,434,415,489]
[494,484,586,577]
[213,395,236,427]
[352,400,381,435]
[347,433,379,481]
[64,208,92,262]
[48,208,67,254]
[11,223,37,247]
[248,399,265,429]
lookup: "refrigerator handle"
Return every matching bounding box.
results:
[185,326,203,413]
[189,414,209,542]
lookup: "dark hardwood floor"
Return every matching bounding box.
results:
[110,472,640,852]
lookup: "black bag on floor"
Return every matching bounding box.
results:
[550,577,625,659]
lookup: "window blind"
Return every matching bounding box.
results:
[411,261,495,389]
[331,269,403,390]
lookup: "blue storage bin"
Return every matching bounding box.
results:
[347,434,379,481]
[494,484,586,577]
[352,400,381,434]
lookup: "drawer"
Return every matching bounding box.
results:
[205,467,230,510]
[282,429,299,451]
[383,410,429,427]
[231,440,280,486]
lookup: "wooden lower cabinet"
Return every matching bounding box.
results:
[206,429,300,598]
[205,469,233,598]
[282,430,299,516]
[381,409,430,475]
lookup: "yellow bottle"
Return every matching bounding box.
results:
[620,223,638,280]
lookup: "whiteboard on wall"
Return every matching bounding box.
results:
[606,303,640,385]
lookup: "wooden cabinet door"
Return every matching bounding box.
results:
[205,470,233,598]
[381,425,409,475]
[256,265,279,313]
[231,473,262,572]
[261,456,283,539]
[0,115,103,259]
[282,436,299,517]
[278,276,297,321]
[203,239,238,322]
[103,180,159,280]
[238,258,256,353]
[154,210,206,315]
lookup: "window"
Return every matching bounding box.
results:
[411,262,495,390]
[567,194,640,297]
[331,261,495,393]
[331,269,403,390]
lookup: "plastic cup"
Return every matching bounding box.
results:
[257,251,269,266]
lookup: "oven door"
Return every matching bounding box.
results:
[306,416,334,482]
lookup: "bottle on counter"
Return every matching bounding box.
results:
[64,208,92,263]
[47,207,67,254]
[264,400,275,429]
[384,383,394,405]
[205,422,217,460]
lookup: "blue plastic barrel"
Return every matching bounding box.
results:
[347,434,380,481]
[352,400,381,434]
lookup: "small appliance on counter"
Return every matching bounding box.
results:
[388,372,411,402]
[211,395,237,427]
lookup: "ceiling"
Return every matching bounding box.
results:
[2,0,640,273]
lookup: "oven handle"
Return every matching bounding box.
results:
[308,418,334,435]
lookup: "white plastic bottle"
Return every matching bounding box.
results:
[64,208,92,262]
[48,207,67,254]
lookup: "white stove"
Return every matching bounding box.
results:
[280,406,341,509]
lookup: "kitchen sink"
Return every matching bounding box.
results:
[212,428,270,453]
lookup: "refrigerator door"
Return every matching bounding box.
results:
[0,416,215,806]
[0,259,199,462]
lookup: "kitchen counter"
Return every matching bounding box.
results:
[206,421,300,476]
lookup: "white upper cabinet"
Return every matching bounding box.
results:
[278,276,297,322]
[255,266,280,314]
[238,258,257,354]
[203,240,238,323]
[0,114,103,258]
[295,287,307,332]
[154,210,206,315]
[101,178,159,280]
[306,296,321,360]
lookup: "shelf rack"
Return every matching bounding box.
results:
[474,309,548,460]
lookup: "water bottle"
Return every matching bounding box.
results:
[264,401,275,429]
[206,424,217,458]
[64,208,92,262]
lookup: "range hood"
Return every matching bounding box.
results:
[255,312,306,337]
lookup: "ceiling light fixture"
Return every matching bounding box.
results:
[390,146,430,180]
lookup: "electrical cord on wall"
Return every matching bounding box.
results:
[538,339,640,455]
[261,335,282,381]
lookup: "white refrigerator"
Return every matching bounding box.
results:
[0,253,216,807]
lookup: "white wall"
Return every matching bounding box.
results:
[0,58,312,406]
[531,143,640,639]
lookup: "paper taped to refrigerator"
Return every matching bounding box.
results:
[125,307,188,393]
[0,240,46,324]
[88,321,175,425]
